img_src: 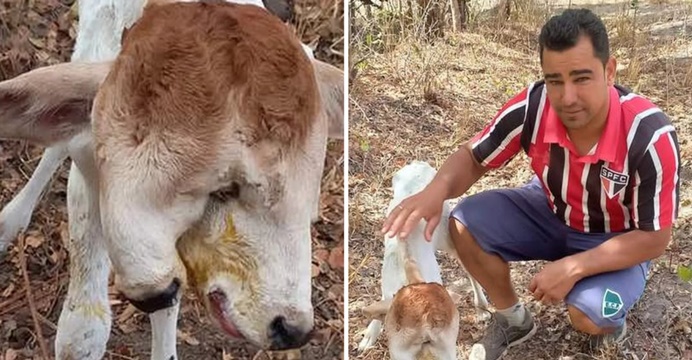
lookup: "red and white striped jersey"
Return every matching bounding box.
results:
[470,81,680,233]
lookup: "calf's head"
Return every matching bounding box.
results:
[0,1,343,350]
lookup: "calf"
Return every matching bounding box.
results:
[362,241,459,360]
[357,160,490,353]
[0,0,343,359]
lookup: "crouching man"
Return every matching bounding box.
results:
[381,8,680,360]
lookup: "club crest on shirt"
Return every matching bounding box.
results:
[600,166,629,199]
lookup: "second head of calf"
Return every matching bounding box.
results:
[0,1,343,350]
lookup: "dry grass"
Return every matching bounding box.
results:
[348,1,692,359]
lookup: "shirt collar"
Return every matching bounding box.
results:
[543,86,622,164]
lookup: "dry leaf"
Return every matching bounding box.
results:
[24,235,44,248]
[675,319,691,334]
[328,246,344,269]
[117,321,138,334]
[59,221,70,243]
[1,283,15,298]
[313,249,329,262]
[28,37,45,49]
[117,304,137,323]
[327,284,343,300]
[312,328,332,343]
[4,348,18,360]
[311,264,320,278]
[284,349,301,360]
[682,350,692,360]
[113,344,132,357]
[177,329,200,346]
[222,349,234,360]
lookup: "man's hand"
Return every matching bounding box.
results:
[380,143,489,242]
[529,257,581,305]
[380,185,447,242]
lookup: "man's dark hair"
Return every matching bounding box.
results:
[538,8,610,65]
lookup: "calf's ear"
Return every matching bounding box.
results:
[312,59,344,140]
[0,61,111,147]
[361,298,393,321]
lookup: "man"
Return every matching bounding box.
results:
[381,8,680,360]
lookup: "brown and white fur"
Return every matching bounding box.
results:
[362,241,460,360]
[0,0,343,359]
[358,161,490,354]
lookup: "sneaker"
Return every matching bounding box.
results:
[468,310,537,360]
[588,321,627,352]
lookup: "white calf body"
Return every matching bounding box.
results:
[357,160,490,353]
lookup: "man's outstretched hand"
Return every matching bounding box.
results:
[380,186,447,242]
[529,257,582,305]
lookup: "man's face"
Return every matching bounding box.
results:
[541,35,616,131]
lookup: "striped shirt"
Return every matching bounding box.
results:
[470,81,680,233]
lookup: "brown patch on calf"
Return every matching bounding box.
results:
[93,1,318,189]
[389,282,455,331]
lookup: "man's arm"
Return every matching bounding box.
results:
[530,126,680,303]
[566,227,671,281]
[381,86,533,240]
[426,142,489,201]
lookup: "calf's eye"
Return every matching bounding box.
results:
[211,182,240,202]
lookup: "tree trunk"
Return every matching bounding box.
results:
[450,0,463,32]
[418,0,444,39]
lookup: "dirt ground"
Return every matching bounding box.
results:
[0,1,344,359]
[348,1,692,359]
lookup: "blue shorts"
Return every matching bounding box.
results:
[450,177,649,328]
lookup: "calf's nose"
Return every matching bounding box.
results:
[268,315,313,350]
[126,277,181,313]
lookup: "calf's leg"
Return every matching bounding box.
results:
[149,298,181,360]
[55,162,111,360]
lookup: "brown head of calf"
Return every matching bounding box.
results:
[362,244,459,359]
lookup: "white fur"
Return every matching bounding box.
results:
[55,160,111,359]
[197,120,325,345]
[0,0,330,359]
[357,161,490,352]
[150,298,181,360]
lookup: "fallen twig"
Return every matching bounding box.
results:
[37,311,57,332]
[17,232,50,360]
[105,350,138,360]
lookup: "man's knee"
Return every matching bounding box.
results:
[565,266,645,335]
[567,305,619,335]
[448,218,476,255]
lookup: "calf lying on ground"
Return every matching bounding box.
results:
[362,240,459,360]
[0,0,343,359]
[358,160,490,353]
